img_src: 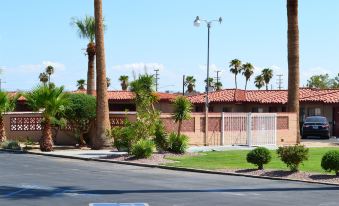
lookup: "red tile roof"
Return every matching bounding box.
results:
[188,88,339,104]
[72,90,177,102]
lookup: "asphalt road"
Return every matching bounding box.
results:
[0,151,338,206]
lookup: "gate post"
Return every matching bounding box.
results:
[221,112,224,146]
[247,113,252,147]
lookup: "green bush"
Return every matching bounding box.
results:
[153,121,169,152]
[321,150,339,176]
[1,140,21,150]
[131,139,155,159]
[246,147,272,170]
[111,122,135,152]
[277,145,309,172]
[168,133,189,154]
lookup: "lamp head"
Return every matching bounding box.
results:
[194,16,200,27]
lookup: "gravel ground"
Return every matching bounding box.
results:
[103,153,339,185]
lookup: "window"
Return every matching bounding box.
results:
[269,107,277,113]
[252,107,264,113]
[195,106,203,112]
[308,108,321,116]
[282,107,287,112]
[222,107,232,112]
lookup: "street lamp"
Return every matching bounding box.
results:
[194,16,222,146]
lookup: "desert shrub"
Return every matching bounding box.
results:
[168,133,189,154]
[277,145,309,172]
[131,139,155,159]
[246,147,272,170]
[321,150,339,176]
[153,121,169,152]
[1,140,21,150]
[111,121,136,152]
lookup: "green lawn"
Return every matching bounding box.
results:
[166,147,339,174]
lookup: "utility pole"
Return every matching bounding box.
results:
[276,74,283,90]
[154,69,159,92]
[215,70,221,85]
[183,75,185,96]
[0,79,6,91]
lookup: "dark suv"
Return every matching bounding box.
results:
[302,116,331,139]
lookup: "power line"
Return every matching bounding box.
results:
[276,74,283,90]
[154,69,159,91]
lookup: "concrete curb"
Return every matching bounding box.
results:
[1,148,339,187]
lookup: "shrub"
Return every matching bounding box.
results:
[321,150,339,176]
[277,145,309,172]
[168,133,189,154]
[131,139,155,159]
[1,140,21,150]
[153,121,169,152]
[111,122,135,152]
[246,147,272,170]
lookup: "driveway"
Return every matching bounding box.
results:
[0,151,338,206]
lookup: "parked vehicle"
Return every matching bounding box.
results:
[302,116,331,139]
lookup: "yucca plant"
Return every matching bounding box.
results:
[172,96,192,136]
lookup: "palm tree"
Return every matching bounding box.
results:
[106,77,111,88]
[0,92,19,142]
[77,79,86,90]
[45,65,54,84]
[39,72,48,86]
[185,76,196,93]
[204,77,215,88]
[119,75,129,91]
[254,75,265,90]
[242,63,254,90]
[214,82,223,91]
[287,0,300,143]
[94,0,111,149]
[229,59,242,89]
[24,85,69,152]
[262,68,273,90]
[172,96,192,136]
[71,16,96,96]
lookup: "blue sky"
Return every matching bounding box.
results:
[1,0,339,92]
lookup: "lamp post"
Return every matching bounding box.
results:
[194,16,222,145]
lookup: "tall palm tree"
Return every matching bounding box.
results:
[45,65,54,84]
[24,85,69,152]
[172,96,192,136]
[77,79,86,90]
[214,81,223,91]
[185,76,196,93]
[287,0,300,143]
[39,72,48,86]
[0,92,19,142]
[71,16,96,96]
[119,75,129,91]
[229,59,242,89]
[106,77,111,88]
[262,68,273,90]
[94,0,111,149]
[242,63,254,90]
[254,75,265,90]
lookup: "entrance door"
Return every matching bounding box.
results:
[333,107,339,137]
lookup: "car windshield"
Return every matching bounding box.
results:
[304,117,327,123]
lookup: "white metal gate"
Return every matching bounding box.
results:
[221,113,277,146]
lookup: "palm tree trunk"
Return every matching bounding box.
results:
[0,116,6,142]
[287,0,301,144]
[178,120,182,136]
[266,84,268,90]
[234,75,237,89]
[40,118,53,152]
[93,0,111,149]
[87,42,96,96]
[245,80,248,91]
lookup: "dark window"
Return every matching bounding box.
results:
[109,103,136,111]
[282,107,287,112]
[269,107,277,113]
[195,106,203,112]
[223,107,232,112]
[209,106,214,112]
